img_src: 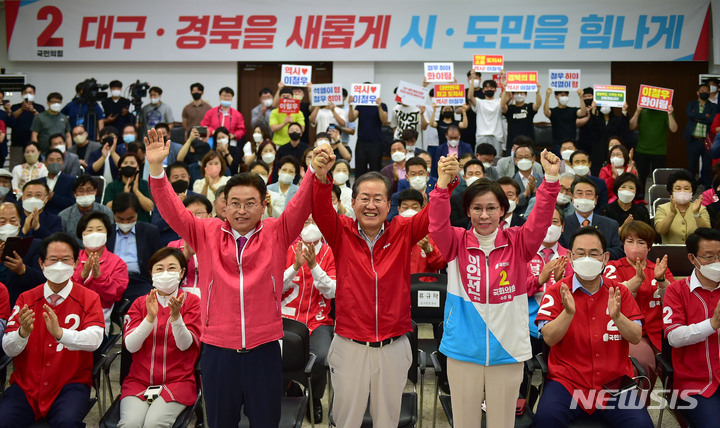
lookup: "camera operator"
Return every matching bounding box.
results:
[61,80,106,141]
[142,87,174,130]
[101,80,132,131]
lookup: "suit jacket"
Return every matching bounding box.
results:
[431,141,473,177]
[107,221,162,302]
[69,140,102,163]
[496,156,544,178]
[62,151,82,176]
[684,100,718,142]
[559,212,624,260]
[151,190,200,246]
[41,173,76,215]
[587,175,610,211]
[19,209,62,241]
[513,171,544,198]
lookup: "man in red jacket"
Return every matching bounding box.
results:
[145,128,318,428]
[311,144,430,427]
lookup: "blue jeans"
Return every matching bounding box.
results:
[682,387,720,428]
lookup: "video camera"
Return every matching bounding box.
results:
[129,80,150,106]
[78,78,108,103]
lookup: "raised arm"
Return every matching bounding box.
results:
[543,87,553,118]
[428,155,461,262]
[310,146,343,249]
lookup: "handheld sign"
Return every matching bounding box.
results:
[396,80,429,106]
[434,84,466,106]
[278,98,301,114]
[350,83,381,106]
[637,85,674,112]
[549,69,581,91]
[311,84,343,106]
[281,64,312,87]
[424,63,454,82]
[594,85,626,108]
[506,71,538,92]
[473,55,503,73]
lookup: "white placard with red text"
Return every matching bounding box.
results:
[281,64,312,87]
[350,83,381,105]
[396,80,429,106]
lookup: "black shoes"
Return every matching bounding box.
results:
[306,398,323,424]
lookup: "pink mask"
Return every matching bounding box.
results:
[205,164,222,178]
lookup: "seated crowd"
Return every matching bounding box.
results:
[0,75,717,428]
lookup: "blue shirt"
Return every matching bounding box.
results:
[61,98,105,140]
[575,211,594,226]
[114,225,139,273]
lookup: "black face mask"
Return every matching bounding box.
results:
[584,99,593,106]
[484,90,495,98]
[700,92,710,101]
[120,166,137,178]
[191,92,202,101]
[442,111,454,119]
[171,179,190,194]
[288,132,301,141]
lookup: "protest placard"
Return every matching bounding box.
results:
[594,85,626,108]
[350,83,381,105]
[506,71,538,92]
[637,85,674,111]
[396,80,429,106]
[281,64,312,87]
[549,69,581,91]
[473,55,503,72]
[278,98,301,114]
[311,84,343,106]
[424,63,454,82]
[433,84,465,106]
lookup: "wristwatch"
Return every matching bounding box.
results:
[655,276,665,282]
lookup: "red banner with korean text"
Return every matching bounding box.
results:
[637,84,674,112]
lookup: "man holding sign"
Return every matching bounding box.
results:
[683,83,718,188]
[501,81,541,156]
[270,88,306,147]
[629,88,678,185]
[309,84,347,133]
[467,70,504,154]
[348,83,388,177]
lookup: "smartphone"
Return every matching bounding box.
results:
[193,126,208,138]
[602,375,638,396]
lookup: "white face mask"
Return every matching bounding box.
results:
[150,97,160,105]
[695,258,720,282]
[49,103,62,113]
[561,150,574,162]
[82,232,107,250]
[43,261,75,284]
[473,79,481,89]
[617,190,636,204]
[0,224,19,242]
[111,90,122,98]
[600,106,612,115]
[543,224,562,244]
[300,223,322,243]
[513,94,526,103]
[73,134,87,145]
[333,172,349,185]
[610,157,625,167]
[261,152,275,164]
[557,96,569,106]
[711,85,718,94]
[252,133,263,143]
[465,176,480,187]
[76,194,95,207]
[391,152,406,163]
[152,271,181,294]
[400,209,418,218]
[263,98,273,107]
[507,199,517,214]
[409,176,427,191]
[447,139,459,148]
[54,144,66,154]
[516,158,532,171]
[557,193,572,205]
[216,138,229,146]
[573,198,596,213]
[278,172,294,184]
[22,197,45,213]
[482,162,493,169]
[24,93,35,102]
[572,256,605,281]
[332,202,339,212]
[572,165,590,176]
[673,191,693,205]
[117,222,136,233]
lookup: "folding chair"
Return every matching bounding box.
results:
[410,272,447,355]
[94,176,106,204]
[651,197,670,219]
[653,168,685,186]
[238,318,316,428]
[647,184,670,209]
[647,245,694,277]
[655,338,692,428]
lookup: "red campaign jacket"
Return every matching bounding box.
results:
[410,236,446,274]
[311,174,430,342]
[5,283,104,418]
[72,248,129,310]
[121,293,202,406]
[282,239,335,333]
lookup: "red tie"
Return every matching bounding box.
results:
[542,248,554,263]
[48,294,62,306]
[582,219,590,227]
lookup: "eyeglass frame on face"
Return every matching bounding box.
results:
[570,250,605,260]
[468,204,500,216]
[355,196,388,206]
[227,201,261,212]
[694,254,720,263]
[45,256,75,265]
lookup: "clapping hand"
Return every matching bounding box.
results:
[169,292,185,322]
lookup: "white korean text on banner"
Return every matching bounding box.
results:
[6,0,709,62]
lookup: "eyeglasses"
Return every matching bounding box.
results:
[469,206,499,215]
[227,201,259,211]
[695,254,720,263]
[191,211,208,217]
[571,252,604,259]
[356,197,387,206]
[46,257,74,264]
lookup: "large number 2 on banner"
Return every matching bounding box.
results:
[37,6,63,47]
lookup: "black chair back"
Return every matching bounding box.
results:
[410,273,447,325]
[648,244,694,278]
[281,318,312,388]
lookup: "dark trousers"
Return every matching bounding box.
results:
[309,325,333,399]
[201,341,282,428]
[634,151,666,185]
[355,142,383,178]
[533,379,653,428]
[688,137,712,188]
[683,387,720,428]
[0,382,90,428]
